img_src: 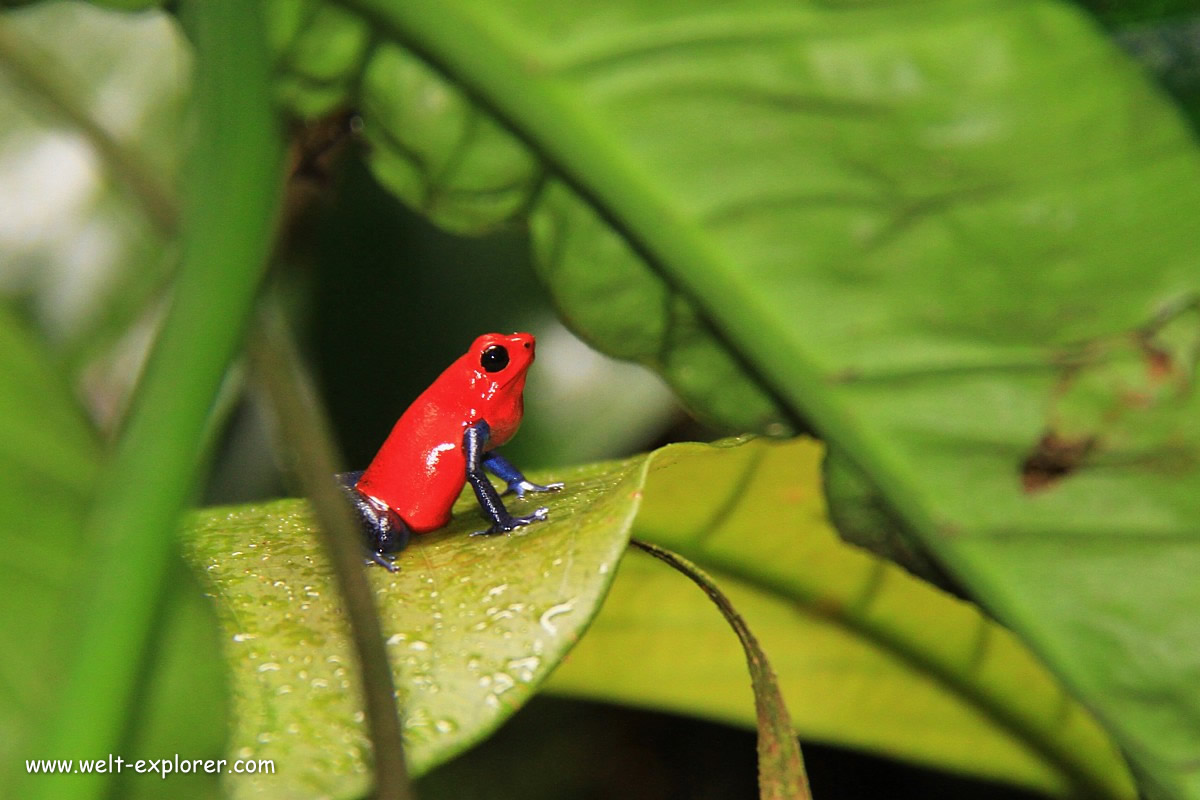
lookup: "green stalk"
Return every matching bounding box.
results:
[249,299,414,800]
[26,2,281,798]
[631,540,810,800]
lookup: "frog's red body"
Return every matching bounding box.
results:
[355,332,535,533]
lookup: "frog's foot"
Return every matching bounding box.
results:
[508,480,565,499]
[339,474,410,572]
[365,550,400,573]
[470,507,550,537]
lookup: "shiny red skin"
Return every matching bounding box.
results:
[355,332,535,533]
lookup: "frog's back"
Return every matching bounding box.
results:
[356,394,469,533]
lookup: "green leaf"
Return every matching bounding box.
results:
[269,0,371,118]
[549,437,1135,798]
[118,562,229,800]
[0,305,99,798]
[530,181,790,434]
[0,304,226,800]
[274,1,1200,794]
[182,456,647,800]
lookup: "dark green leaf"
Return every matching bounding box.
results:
[273,1,1200,794]
[0,305,99,798]
[0,305,226,800]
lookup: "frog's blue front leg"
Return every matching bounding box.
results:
[465,421,550,535]
[482,451,564,498]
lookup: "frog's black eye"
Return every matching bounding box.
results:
[481,345,509,373]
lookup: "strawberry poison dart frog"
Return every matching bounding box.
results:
[339,332,562,571]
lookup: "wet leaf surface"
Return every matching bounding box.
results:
[183,457,647,799]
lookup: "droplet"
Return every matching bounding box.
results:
[507,656,540,682]
[540,600,575,635]
[256,662,281,673]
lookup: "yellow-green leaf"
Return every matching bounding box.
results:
[550,438,1136,799]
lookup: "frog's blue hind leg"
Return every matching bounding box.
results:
[337,470,410,572]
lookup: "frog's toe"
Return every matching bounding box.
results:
[365,551,400,573]
[512,480,565,499]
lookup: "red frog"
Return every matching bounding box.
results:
[341,332,562,571]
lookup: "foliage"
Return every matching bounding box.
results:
[1,0,1198,798]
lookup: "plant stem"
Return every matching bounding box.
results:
[25,2,282,799]
[249,298,414,800]
[631,539,810,800]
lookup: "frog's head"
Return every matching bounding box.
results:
[460,332,535,443]
[469,332,535,387]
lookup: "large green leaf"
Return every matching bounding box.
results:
[269,0,1200,794]
[266,0,789,435]
[0,306,99,797]
[549,438,1134,799]
[182,457,647,800]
